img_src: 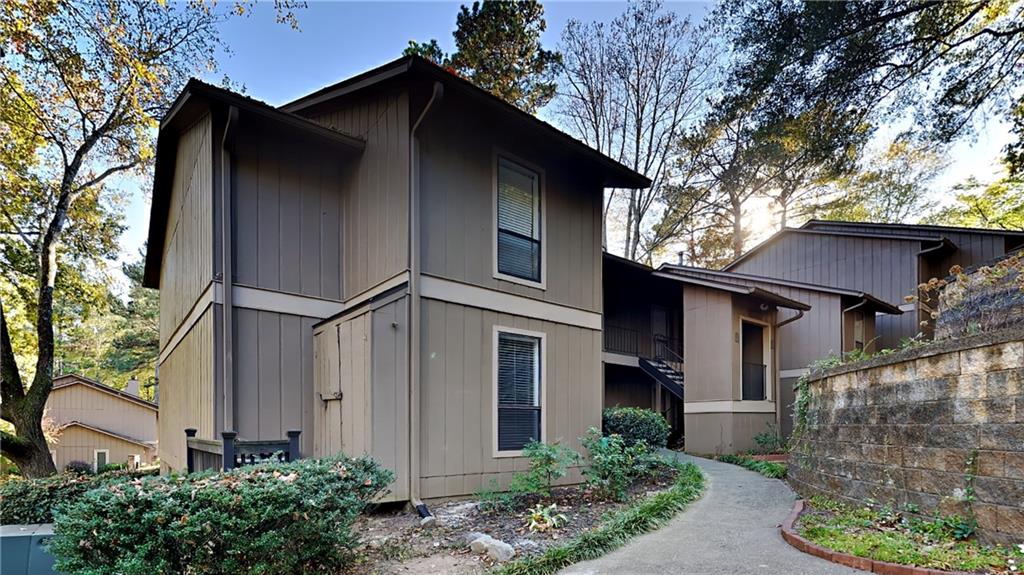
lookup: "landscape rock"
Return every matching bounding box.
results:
[468,534,516,562]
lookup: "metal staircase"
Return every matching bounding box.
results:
[639,358,684,400]
[638,336,685,400]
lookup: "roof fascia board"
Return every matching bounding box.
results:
[802,219,1024,238]
[281,60,412,113]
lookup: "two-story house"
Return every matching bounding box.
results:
[46,374,158,471]
[143,56,649,502]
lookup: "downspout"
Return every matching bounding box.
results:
[221,106,239,433]
[409,81,444,520]
[771,308,804,430]
[841,299,870,353]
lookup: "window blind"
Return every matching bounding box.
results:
[497,159,541,282]
[497,332,541,451]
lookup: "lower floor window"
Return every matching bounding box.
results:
[496,330,542,452]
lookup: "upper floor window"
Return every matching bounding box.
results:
[496,157,542,285]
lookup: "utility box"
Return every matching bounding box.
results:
[1,524,58,575]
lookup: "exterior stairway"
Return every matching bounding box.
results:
[638,357,684,400]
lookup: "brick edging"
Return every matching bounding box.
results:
[779,500,971,575]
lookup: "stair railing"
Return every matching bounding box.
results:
[653,335,684,372]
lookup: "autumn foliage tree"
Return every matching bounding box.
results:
[0,0,244,477]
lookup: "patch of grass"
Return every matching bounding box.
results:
[492,461,705,575]
[715,454,787,478]
[799,496,1022,573]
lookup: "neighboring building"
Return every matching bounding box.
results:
[46,374,158,471]
[603,253,814,454]
[143,56,649,501]
[658,264,902,438]
[725,220,1024,348]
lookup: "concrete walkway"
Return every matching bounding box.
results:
[560,453,866,575]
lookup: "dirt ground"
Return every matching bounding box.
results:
[352,468,679,574]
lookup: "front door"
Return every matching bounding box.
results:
[741,321,766,400]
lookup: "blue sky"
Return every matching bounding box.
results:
[114,1,1011,279]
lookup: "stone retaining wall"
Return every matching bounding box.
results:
[789,328,1024,544]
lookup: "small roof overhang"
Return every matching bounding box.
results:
[284,56,652,190]
[651,271,812,311]
[659,264,902,315]
[142,79,366,289]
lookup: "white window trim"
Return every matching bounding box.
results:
[738,316,773,402]
[492,150,547,290]
[492,325,546,458]
[93,449,110,473]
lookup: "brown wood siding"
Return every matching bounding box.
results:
[418,298,601,498]
[46,385,157,443]
[159,114,214,347]
[232,308,317,456]
[312,297,410,502]
[232,123,348,301]
[48,426,156,472]
[681,287,734,402]
[730,233,921,348]
[417,93,603,312]
[158,307,215,472]
[309,90,410,299]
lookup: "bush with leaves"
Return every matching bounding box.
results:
[509,440,581,497]
[49,455,392,575]
[582,429,661,501]
[602,407,670,448]
[65,461,94,475]
[1,468,157,524]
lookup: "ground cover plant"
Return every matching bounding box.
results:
[797,496,1023,574]
[715,453,787,479]
[49,455,392,575]
[356,429,705,574]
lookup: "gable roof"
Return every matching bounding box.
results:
[142,79,366,288]
[603,251,810,310]
[659,264,902,315]
[58,421,156,449]
[283,55,652,189]
[52,374,158,411]
[801,219,1024,238]
[722,227,947,271]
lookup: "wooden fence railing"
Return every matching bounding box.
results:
[185,429,301,473]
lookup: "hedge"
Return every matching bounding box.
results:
[49,455,392,575]
[716,454,787,478]
[602,407,670,448]
[0,469,157,524]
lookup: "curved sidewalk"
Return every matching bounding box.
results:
[560,453,866,575]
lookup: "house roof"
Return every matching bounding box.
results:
[52,374,158,411]
[801,219,1024,238]
[142,79,366,288]
[722,227,948,271]
[659,264,903,315]
[58,421,156,449]
[283,55,652,189]
[649,271,812,311]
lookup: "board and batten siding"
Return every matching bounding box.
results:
[729,233,921,348]
[232,308,318,457]
[159,113,214,347]
[309,90,410,300]
[232,123,348,301]
[418,298,602,499]
[46,385,157,443]
[417,96,604,312]
[312,297,410,502]
[49,426,156,472]
[157,307,215,472]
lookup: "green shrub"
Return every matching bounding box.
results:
[1,469,157,525]
[752,423,783,454]
[65,460,94,475]
[716,454,787,478]
[97,463,128,474]
[581,428,660,501]
[509,440,580,497]
[49,455,393,575]
[602,407,670,448]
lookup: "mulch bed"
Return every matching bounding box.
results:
[352,467,680,574]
